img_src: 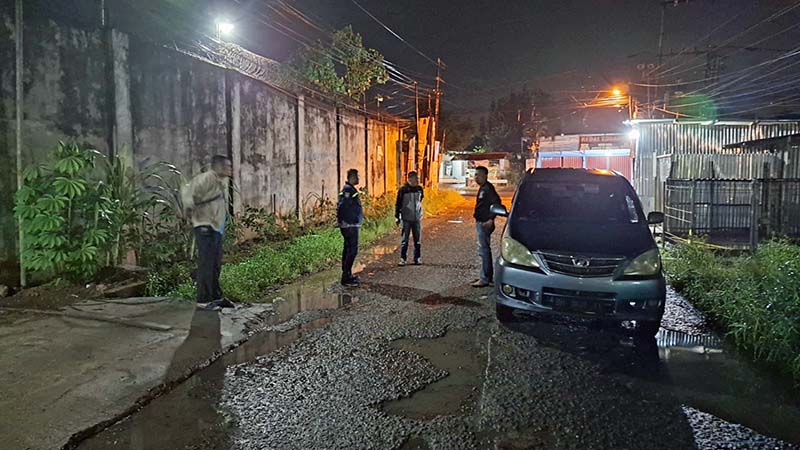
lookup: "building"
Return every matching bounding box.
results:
[627,119,800,213]
[537,133,634,180]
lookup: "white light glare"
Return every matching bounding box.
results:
[217,21,235,36]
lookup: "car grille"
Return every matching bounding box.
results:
[539,252,624,277]
[541,287,616,315]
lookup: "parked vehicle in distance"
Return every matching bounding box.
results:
[491,168,666,336]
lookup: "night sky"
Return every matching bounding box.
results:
[29,0,800,128]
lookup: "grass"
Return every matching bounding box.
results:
[664,240,800,382]
[150,188,460,303]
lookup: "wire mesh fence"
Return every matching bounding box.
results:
[663,178,800,249]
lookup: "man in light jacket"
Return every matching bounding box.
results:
[394,171,424,266]
[181,155,235,310]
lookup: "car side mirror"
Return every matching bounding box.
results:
[647,211,664,225]
[490,204,508,217]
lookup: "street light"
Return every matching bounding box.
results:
[216,20,235,39]
[612,88,622,97]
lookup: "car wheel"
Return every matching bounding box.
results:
[496,303,516,322]
[636,320,661,337]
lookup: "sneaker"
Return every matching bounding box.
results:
[342,278,360,287]
[413,259,422,266]
[211,298,236,309]
[471,280,490,288]
[196,302,222,311]
[399,259,407,266]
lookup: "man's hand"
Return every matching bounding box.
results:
[395,217,401,226]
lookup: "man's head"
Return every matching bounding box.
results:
[407,171,419,187]
[347,168,360,186]
[211,155,233,178]
[474,166,489,186]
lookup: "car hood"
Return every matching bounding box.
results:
[509,220,654,258]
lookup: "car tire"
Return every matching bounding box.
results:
[496,303,516,322]
[636,320,661,337]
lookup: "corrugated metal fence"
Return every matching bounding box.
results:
[664,178,800,248]
[632,121,800,212]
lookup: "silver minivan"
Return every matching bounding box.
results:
[491,168,666,336]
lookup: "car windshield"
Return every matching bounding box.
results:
[515,178,641,224]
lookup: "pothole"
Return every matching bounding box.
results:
[382,329,487,420]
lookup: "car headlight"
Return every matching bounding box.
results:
[624,248,662,276]
[502,236,539,268]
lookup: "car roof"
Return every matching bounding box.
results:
[524,168,625,182]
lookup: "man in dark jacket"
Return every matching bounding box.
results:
[394,171,424,266]
[472,166,502,287]
[338,168,363,287]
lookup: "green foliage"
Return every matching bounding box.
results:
[14,142,114,281]
[102,154,190,267]
[664,240,800,382]
[14,142,191,282]
[289,25,389,100]
[146,262,192,297]
[159,188,461,303]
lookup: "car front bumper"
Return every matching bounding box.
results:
[494,257,666,322]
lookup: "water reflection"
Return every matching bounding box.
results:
[76,267,357,449]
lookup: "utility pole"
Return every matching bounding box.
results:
[414,81,420,173]
[15,0,26,287]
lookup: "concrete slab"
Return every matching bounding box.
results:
[0,298,273,450]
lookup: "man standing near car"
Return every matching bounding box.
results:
[472,166,502,288]
[338,168,363,287]
[395,171,424,266]
[181,155,235,310]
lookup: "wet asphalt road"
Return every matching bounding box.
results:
[77,203,800,450]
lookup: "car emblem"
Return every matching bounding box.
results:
[571,257,591,268]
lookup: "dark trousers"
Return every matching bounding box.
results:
[340,227,360,282]
[400,220,422,262]
[476,222,494,283]
[195,226,223,303]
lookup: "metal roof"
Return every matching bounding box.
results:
[722,133,800,149]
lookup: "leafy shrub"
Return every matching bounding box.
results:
[14,142,116,281]
[664,240,800,382]
[146,262,192,297]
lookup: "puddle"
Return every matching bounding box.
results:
[415,293,483,308]
[503,316,800,446]
[382,329,487,420]
[73,266,359,450]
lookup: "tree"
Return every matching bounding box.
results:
[439,113,475,152]
[289,26,389,101]
[483,87,561,152]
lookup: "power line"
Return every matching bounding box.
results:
[348,0,439,66]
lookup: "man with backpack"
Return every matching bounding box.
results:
[395,171,424,266]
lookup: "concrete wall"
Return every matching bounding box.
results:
[300,100,338,208]
[339,110,368,189]
[0,16,402,268]
[367,118,386,196]
[235,74,297,215]
[129,37,228,176]
[0,16,110,265]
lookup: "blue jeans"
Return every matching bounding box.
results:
[340,227,360,282]
[400,220,422,262]
[476,221,494,283]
